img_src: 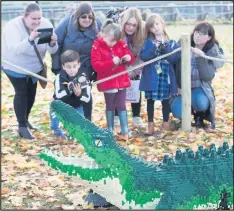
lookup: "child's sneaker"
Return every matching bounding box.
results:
[53,128,68,140]
[114,116,120,127]
[132,117,144,128]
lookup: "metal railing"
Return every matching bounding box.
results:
[1,1,233,26]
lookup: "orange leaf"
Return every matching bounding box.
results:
[1,187,9,195]
[130,137,144,146]
[168,144,178,152]
[189,143,198,151]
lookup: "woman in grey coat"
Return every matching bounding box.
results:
[170,22,225,132]
[51,2,101,121]
[2,3,58,139]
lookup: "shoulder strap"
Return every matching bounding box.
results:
[22,18,44,66]
[65,14,72,36]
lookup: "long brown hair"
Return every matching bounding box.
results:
[191,21,219,52]
[73,2,96,30]
[120,7,144,47]
[144,13,170,41]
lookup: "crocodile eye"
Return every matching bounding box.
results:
[94,139,103,148]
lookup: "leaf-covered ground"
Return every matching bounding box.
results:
[1,24,233,210]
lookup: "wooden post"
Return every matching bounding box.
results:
[181,34,191,132]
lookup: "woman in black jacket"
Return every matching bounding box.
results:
[51,2,101,121]
[170,22,225,132]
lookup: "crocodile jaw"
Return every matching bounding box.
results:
[59,155,162,209]
[58,153,100,169]
[71,176,162,209]
[42,151,162,209]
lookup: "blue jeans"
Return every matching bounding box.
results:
[170,87,209,120]
[50,105,84,130]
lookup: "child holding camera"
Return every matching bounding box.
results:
[91,19,134,139]
[140,13,180,135]
[50,50,91,140]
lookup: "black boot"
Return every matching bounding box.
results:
[26,121,38,130]
[194,112,205,128]
[18,127,35,139]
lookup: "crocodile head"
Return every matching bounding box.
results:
[40,100,233,209]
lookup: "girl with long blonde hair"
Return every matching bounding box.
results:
[139,13,180,135]
[114,7,146,129]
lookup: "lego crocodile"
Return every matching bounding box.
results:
[40,100,233,210]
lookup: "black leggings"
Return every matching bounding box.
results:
[115,92,142,117]
[6,74,37,127]
[147,99,170,122]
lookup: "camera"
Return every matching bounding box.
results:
[158,42,166,52]
[67,73,89,94]
[68,78,78,94]
[158,40,169,53]
[37,28,53,44]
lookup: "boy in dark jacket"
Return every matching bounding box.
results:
[50,50,91,139]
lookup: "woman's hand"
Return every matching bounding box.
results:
[50,32,58,46]
[173,88,181,96]
[191,47,205,57]
[177,88,181,95]
[73,84,82,97]
[29,28,40,41]
[128,69,137,79]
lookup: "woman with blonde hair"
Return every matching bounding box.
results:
[114,7,145,129]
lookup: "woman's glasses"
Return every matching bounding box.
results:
[194,31,208,36]
[125,22,138,28]
[80,15,94,20]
